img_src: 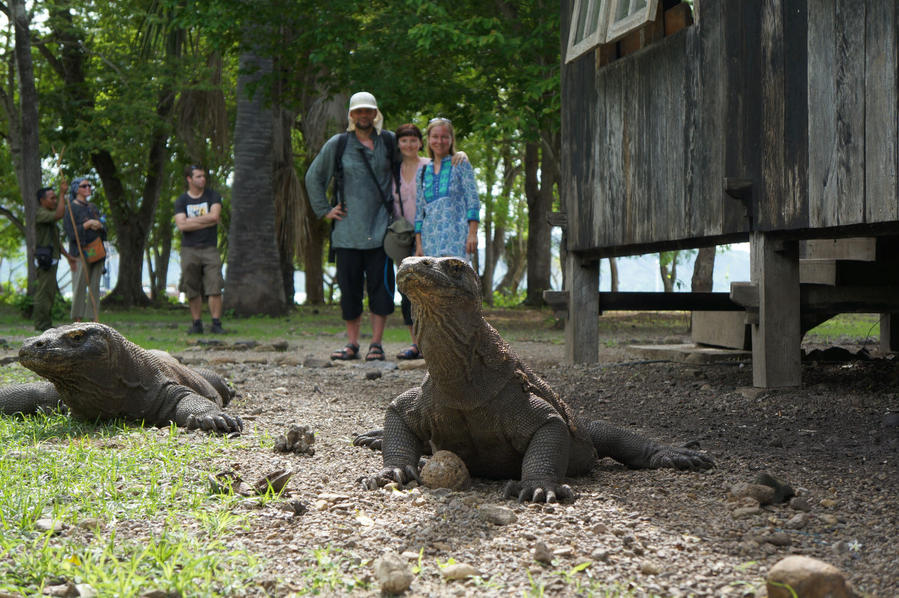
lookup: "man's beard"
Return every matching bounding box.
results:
[355,119,373,131]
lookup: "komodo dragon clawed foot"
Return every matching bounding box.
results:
[357,257,716,503]
[352,430,383,451]
[359,464,422,490]
[184,412,243,434]
[503,479,575,503]
[648,445,715,470]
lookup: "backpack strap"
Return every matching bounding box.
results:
[332,132,350,207]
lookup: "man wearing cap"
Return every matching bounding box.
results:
[306,91,395,361]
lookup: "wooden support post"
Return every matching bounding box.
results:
[880,313,899,353]
[750,233,801,387]
[565,252,599,364]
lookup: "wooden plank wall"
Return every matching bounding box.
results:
[865,1,899,223]
[562,0,899,255]
[566,1,756,252]
[561,0,597,252]
[758,0,808,230]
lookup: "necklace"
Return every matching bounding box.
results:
[401,160,418,181]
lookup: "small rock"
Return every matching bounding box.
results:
[590,549,611,562]
[729,483,776,505]
[364,370,382,380]
[592,523,608,535]
[42,584,77,598]
[786,512,810,529]
[762,532,792,547]
[397,360,427,370]
[732,506,762,519]
[276,500,308,516]
[302,355,331,368]
[253,470,292,495]
[639,560,661,575]
[478,505,517,525]
[76,518,104,531]
[820,514,839,525]
[755,472,795,503]
[74,584,97,598]
[737,386,766,400]
[440,563,480,580]
[374,552,413,594]
[767,555,858,598]
[420,451,471,490]
[35,519,64,535]
[534,541,554,564]
[820,498,837,508]
[790,496,812,512]
[140,589,181,598]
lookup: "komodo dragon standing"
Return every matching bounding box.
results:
[355,257,714,502]
[0,323,242,433]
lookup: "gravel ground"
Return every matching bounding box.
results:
[168,314,898,597]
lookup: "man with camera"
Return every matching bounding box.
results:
[33,180,68,331]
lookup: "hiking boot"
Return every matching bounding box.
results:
[188,320,204,334]
[210,321,226,334]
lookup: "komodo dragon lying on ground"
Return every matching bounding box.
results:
[0,323,242,433]
[355,257,714,502]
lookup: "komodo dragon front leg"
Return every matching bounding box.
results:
[360,388,425,489]
[502,417,575,503]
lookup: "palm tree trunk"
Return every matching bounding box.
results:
[223,48,286,316]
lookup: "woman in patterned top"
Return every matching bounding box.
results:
[414,118,479,259]
[393,122,468,360]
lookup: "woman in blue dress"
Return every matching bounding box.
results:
[414,118,479,259]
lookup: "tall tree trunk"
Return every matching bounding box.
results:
[10,0,41,293]
[96,91,172,307]
[224,49,286,316]
[524,141,553,306]
[691,246,716,292]
[298,91,346,304]
[274,103,300,306]
[659,252,678,292]
[481,145,516,304]
[608,257,619,292]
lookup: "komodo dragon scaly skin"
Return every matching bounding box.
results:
[355,257,714,502]
[0,323,242,433]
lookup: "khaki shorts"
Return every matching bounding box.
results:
[179,245,224,299]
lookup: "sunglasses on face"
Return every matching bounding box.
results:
[79,183,92,188]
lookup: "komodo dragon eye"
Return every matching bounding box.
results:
[65,330,86,343]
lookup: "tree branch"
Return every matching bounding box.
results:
[0,204,26,236]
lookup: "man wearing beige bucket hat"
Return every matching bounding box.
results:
[306,91,396,361]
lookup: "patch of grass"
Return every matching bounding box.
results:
[296,546,373,595]
[0,414,266,596]
[805,313,880,344]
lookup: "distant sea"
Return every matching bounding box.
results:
[1,244,751,304]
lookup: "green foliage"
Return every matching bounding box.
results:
[296,546,372,594]
[805,314,879,344]
[0,413,264,596]
[492,289,527,308]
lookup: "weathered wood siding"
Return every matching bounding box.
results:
[564,1,758,253]
[563,0,899,255]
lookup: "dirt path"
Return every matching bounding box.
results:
[174,314,897,597]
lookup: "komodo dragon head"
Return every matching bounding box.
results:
[397,256,481,311]
[19,323,135,396]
